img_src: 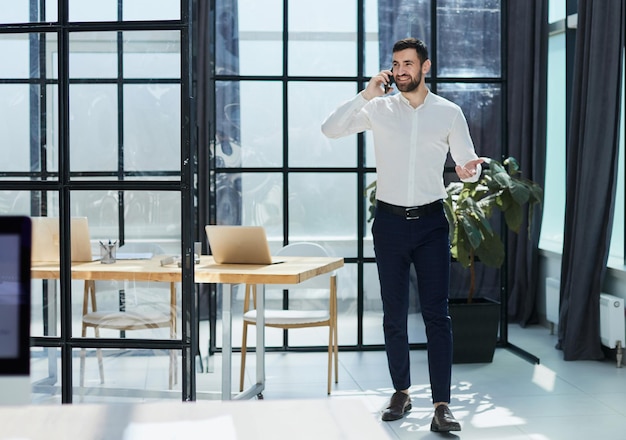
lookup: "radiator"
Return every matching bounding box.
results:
[599,293,625,367]
[544,277,625,367]
[545,277,561,334]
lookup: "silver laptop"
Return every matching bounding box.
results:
[205,225,279,265]
[31,217,94,263]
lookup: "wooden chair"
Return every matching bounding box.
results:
[80,243,177,389]
[239,242,338,395]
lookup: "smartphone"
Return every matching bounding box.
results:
[384,67,394,93]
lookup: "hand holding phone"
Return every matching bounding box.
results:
[383,68,394,93]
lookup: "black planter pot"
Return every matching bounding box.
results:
[449,297,500,364]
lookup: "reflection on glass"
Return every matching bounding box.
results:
[437,0,501,78]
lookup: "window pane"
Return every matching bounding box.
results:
[239,0,283,76]
[549,0,566,23]
[123,0,181,21]
[123,31,181,79]
[287,0,357,76]
[70,32,118,79]
[124,84,181,173]
[437,83,502,160]
[241,173,284,244]
[289,82,357,168]
[0,33,56,79]
[46,84,59,174]
[73,348,182,399]
[539,33,566,251]
[239,81,283,167]
[288,173,357,256]
[69,0,117,22]
[362,262,383,345]
[364,172,376,257]
[437,0,501,78]
[71,190,181,245]
[374,0,431,75]
[364,0,380,76]
[0,85,34,173]
[69,84,118,171]
[608,60,625,264]
[0,1,57,23]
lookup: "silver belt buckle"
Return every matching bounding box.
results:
[405,207,420,220]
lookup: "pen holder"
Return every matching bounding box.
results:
[100,242,117,264]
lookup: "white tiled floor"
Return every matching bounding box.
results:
[31,324,626,439]
[232,325,626,439]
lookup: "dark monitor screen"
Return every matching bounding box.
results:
[0,216,31,375]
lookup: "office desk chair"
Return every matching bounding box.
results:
[239,242,338,395]
[80,242,177,389]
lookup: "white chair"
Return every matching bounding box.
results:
[80,242,177,389]
[239,242,338,395]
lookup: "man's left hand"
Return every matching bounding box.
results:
[455,158,484,180]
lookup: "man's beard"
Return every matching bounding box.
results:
[396,70,422,93]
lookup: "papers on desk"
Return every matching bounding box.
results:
[123,415,237,439]
[116,252,154,260]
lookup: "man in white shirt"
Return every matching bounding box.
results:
[322,38,482,432]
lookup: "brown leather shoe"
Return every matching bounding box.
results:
[381,391,411,421]
[430,404,461,432]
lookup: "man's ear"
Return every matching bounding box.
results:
[422,59,432,74]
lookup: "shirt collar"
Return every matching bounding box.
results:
[398,89,432,109]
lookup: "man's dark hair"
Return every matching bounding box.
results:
[392,38,429,64]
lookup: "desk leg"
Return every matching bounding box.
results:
[221,283,266,401]
[221,284,233,400]
[255,283,265,396]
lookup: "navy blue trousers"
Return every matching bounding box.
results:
[372,204,452,404]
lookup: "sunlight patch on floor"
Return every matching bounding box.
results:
[532,363,557,392]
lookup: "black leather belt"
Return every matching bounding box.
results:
[377,199,443,220]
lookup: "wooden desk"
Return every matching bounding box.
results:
[31,255,344,400]
[0,398,389,439]
[194,256,344,399]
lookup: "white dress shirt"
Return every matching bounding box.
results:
[322,90,480,207]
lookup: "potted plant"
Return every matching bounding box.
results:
[366,156,543,363]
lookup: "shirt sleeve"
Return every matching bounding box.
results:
[448,109,482,183]
[321,92,372,139]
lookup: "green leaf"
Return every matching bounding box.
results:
[509,180,530,205]
[474,230,505,267]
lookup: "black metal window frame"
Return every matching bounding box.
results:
[0,0,196,403]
